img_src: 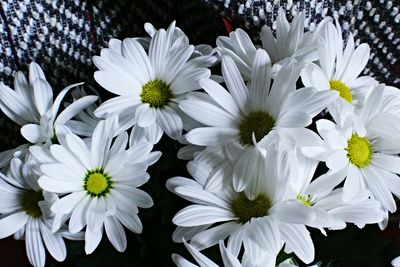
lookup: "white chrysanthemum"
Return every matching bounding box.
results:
[0,157,83,267]
[301,20,377,123]
[37,115,161,254]
[301,85,400,215]
[287,151,383,232]
[0,62,97,145]
[180,50,338,191]
[216,8,328,80]
[93,22,212,143]
[168,149,318,265]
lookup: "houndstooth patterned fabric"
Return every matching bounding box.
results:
[206,0,400,86]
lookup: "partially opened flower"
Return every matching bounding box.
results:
[0,62,97,146]
[168,148,318,265]
[93,22,211,143]
[301,85,400,217]
[0,156,83,267]
[38,115,161,254]
[216,8,328,80]
[180,50,337,191]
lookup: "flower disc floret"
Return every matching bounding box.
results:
[20,190,44,218]
[239,111,275,146]
[346,134,373,168]
[329,80,353,103]
[231,193,271,224]
[84,168,113,197]
[297,194,314,206]
[140,80,173,108]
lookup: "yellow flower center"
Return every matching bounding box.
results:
[329,80,353,103]
[297,194,314,206]
[239,111,275,146]
[231,193,271,224]
[140,80,173,108]
[20,190,44,218]
[346,134,373,168]
[84,169,113,197]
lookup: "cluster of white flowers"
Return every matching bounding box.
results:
[0,8,399,267]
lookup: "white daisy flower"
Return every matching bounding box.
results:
[301,85,400,214]
[287,151,383,232]
[0,62,98,145]
[216,8,329,80]
[168,148,318,265]
[180,50,338,191]
[301,20,377,123]
[93,22,211,143]
[37,115,161,254]
[0,156,83,267]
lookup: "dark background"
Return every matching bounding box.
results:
[0,0,400,266]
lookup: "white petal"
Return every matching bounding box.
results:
[21,124,44,144]
[185,127,238,146]
[326,150,349,170]
[156,106,183,140]
[86,197,106,233]
[51,191,87,214]
[250,49,271,109]
[85,227,103,254]
[300,63,330,91]
[91,115,117,167]
[372,154,400,174]
[69,196,90,233]
[135,104,157,128]
[179,100,236,128]
[0,211,28,238]
[55,95,98,126]
[104,216,127,252]
[32,79,53,116]
[200,78,240,117]
[221,56,249,113]
[116,211,143,234]
[26,219,46,267]
[363,167,396,212]
[183,240,219,267]
[343,165,364,202]
[270,201,315,225]
[173,205,234,227]
[190,221,239,250]
[38,176,82,194]
[341,44,370,83]
[40,222,66,262]
[279,223,314,264]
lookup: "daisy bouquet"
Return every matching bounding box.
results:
[0,8,400,267]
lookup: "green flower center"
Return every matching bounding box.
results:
[84,169,113,197]
[140,80,173,108]
[296,194,314,206]
[231,193,271,224]
[346,134,373,168]
[20,190,44,218]
[239,111,275,146]
[329,80,353,103]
